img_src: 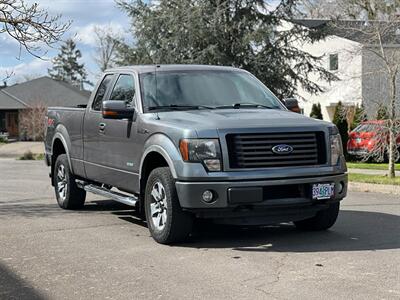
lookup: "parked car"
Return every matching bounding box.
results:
[44,65,347,244]
[347,120,400,159]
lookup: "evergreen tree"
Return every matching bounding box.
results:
[376,103,389,120]
[351,104,367,130]
[310,103,323,119]
[48,39,87,87]
[332,101,348,156]
[115,0,337,98]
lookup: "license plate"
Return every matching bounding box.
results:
[312,183,335,200]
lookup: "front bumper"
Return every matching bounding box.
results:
[175,173,347,214]
[348,148,369,156]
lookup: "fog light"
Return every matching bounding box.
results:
[338,182,344,194]
[202,190,214,203]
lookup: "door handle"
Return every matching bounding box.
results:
[99,123,106,133]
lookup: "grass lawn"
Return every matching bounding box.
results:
[347,162,400,171]
[348,173,400,185]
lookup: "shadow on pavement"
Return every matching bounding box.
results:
[0,199,132,218]
[0,263,47,300]
[1,197,399,253]
[182,210,400,252]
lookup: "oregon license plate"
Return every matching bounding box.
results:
[312,183,335,200]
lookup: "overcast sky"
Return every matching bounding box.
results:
[0,0,130,87]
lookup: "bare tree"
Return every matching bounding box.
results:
[93,25,121,72]
[0,0,71,58]
[18,102,47,141]
[297,0,400,20]
[334,18,400,177]
[1,69,14,82]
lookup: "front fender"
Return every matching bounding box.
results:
[139,133,209,181]
[139,134,181,179]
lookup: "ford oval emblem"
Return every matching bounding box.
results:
[272,144,293,155]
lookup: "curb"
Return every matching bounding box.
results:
[348,181,400,195]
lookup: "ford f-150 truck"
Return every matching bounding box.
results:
[44,65,347,244]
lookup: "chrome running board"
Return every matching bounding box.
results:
[76,180,138,207]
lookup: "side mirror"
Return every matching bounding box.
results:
[102,100,135,119]
[283,98,301,113]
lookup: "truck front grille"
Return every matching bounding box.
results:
[226,132,326,169]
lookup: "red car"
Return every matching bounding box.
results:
[347,120,400,157]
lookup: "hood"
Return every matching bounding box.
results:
[155,108,332,132]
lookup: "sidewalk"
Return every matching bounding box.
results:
[348,168,400,176]
[0,142,44,158]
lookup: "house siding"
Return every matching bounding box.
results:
[361,46,400,118]
[295,35,363,121]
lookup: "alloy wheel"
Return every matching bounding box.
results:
[150,181,168,231]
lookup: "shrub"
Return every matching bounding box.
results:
[351,104,367,130]
[376,104,389,120]
[332,101,349,156]
[18,151,45,160]
[310,103,323,120]
[18,103,47,141]
[19,151,35,160]
[0,136,8,144]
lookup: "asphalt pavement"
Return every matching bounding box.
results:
[0,158,399,300]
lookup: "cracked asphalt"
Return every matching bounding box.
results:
[0,158,399,300]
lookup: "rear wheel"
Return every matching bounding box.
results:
[294,202,340,231]
[54,154,86,209]
[145,167,193,244]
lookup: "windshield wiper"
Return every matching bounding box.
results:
[148,104,215,111]
[215,103,277,109]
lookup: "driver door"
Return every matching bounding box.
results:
[92,73,140,192]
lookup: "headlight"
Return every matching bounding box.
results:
[330,134,343,166]
[179,139,222,171]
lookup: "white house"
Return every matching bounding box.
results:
[285,19,400,121]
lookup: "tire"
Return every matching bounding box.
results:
[54,154,86,209]
[144,167,193,244]
[294,202,340,231]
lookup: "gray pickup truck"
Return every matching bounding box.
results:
[45,65,347,244]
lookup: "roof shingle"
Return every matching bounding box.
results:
[0,76,91,110]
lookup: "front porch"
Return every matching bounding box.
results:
[0,110,19,140]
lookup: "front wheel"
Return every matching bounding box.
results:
[294,202,340,231]
[54,154,86,209]
[145,167,193,244]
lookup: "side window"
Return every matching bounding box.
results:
[92,74,113,111]
[109,74,136,106]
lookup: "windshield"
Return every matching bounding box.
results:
[139,70,283,111]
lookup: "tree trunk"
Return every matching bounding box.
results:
[388,125,396,178]
[388,72,397,178]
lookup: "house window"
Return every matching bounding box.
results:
[329,53,338,71]
[0,112,6,132]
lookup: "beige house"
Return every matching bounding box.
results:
[0,77,90,140]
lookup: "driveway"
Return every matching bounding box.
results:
[0,159,399,299]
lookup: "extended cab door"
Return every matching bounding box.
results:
[83,73,140,193]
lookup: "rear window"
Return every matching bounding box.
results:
[353,124,379,132]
